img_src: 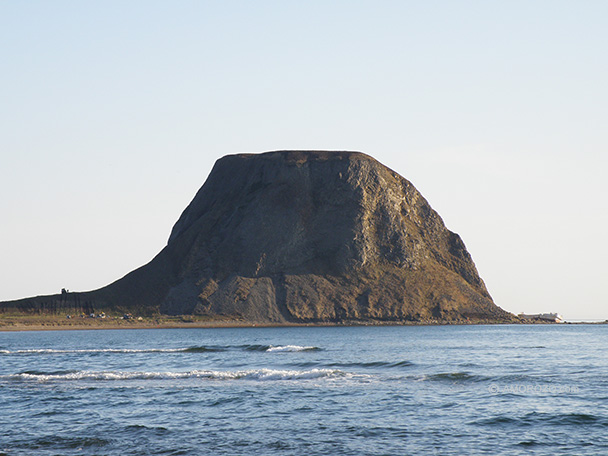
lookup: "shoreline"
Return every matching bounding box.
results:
[0,321,302,332]
[0,315,309,332]
[1,315,600,332]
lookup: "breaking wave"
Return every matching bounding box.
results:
[240,344,320,352]
[266,345,321,352]
[0,344,321,355]
[4,368,348,383]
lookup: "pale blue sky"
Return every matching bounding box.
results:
[1,1,606,320]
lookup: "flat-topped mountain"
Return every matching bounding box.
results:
[1,151,515,323]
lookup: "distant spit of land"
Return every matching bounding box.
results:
[2,313,599,332]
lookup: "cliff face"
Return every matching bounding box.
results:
[2,151,514,323]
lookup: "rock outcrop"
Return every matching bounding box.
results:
[1,151,515,323]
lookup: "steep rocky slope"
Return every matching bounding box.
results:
[1,151,515,323]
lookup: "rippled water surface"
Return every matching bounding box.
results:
[1,325,607,455]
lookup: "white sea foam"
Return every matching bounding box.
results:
[266,345,319,352]
[5,368,347,383]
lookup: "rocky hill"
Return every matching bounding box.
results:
[1,151,515,324]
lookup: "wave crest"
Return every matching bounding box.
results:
[1,344,322,355]
[266,345,321,352]
[5,368,346,383]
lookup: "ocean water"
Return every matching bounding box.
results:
[1,325,607,455]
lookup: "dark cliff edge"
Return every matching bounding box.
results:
[1,151,517,324]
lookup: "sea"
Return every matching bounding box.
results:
[1,324,607,456]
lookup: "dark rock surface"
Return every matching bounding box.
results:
[1,151,515,323]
